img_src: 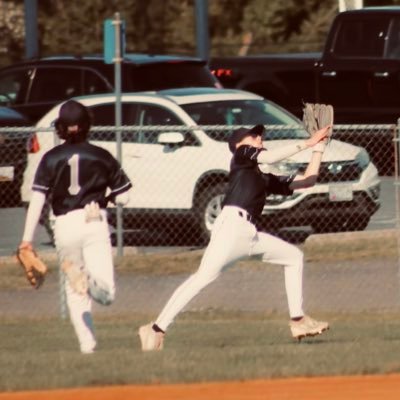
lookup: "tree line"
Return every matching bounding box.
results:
[0,0,398,67]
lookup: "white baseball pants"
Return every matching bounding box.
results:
[54,209,115,352]
[156,206,304,332]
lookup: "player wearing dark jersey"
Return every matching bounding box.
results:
[19,100,132,354]
[33,141,131,216]
[139,123,331,351]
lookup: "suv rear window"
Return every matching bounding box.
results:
[126,63,219,91]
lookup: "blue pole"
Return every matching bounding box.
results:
[24,0,39,59]
[195,0,209,61]
[113,12,124,258]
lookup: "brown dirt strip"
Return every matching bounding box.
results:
[1,374,400,400]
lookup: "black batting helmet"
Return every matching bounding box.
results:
[54,100,92,142]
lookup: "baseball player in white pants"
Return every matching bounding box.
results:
[139,123,331,350]
[19,100,132,354]
[55,207,116,353]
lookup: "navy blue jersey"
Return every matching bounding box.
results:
[33,141,132,216]
[223,145,294,218]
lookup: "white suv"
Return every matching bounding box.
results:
[21,88,381,242]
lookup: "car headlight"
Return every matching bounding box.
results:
[266,192,302,205]
[355,148,370,170]
[275,161,303,175]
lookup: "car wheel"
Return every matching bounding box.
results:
[194,182,227,243]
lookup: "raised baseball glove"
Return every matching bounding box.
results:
[16,247,48,289]
[302,103,334,143]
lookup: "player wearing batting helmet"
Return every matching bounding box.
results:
[139,123,331,350]
[19,100,132,354]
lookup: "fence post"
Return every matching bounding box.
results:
[396,119,400,305]
[59,264,67,320]
[113,12,124,258]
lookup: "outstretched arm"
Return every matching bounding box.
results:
[20,191,46,249]
[257,126,330,165]
[289,147,324,191]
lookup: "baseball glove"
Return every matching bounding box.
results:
[16,247,48,289]
[302,103,334,142]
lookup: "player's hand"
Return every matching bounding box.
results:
[19,241,33,250]
[305,125,331,147]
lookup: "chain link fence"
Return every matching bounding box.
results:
[0,122,399,321]
[0,123,392,241]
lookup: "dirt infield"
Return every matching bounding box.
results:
[1,374,400,400]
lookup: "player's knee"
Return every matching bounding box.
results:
[91,288,114,306]
[293,247,304,263]
[287,247,303,267]
[263,245,303,267]
[88,278,115,306]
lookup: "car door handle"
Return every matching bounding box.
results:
[322,71,337,77]
[374,72,389,78]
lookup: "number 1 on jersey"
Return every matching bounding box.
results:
[68,154,81,195]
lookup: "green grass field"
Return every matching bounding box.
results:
[1,312,400,392]
[0,230,399,391]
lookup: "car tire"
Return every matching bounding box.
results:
[193,182,227,243]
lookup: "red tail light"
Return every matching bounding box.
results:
[29,133,40,153]
[211,68,234,78]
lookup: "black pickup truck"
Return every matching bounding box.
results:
[210,7,400,124]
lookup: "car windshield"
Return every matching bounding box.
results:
[181,99,308,141]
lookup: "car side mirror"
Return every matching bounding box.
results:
[158,132,185,145]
